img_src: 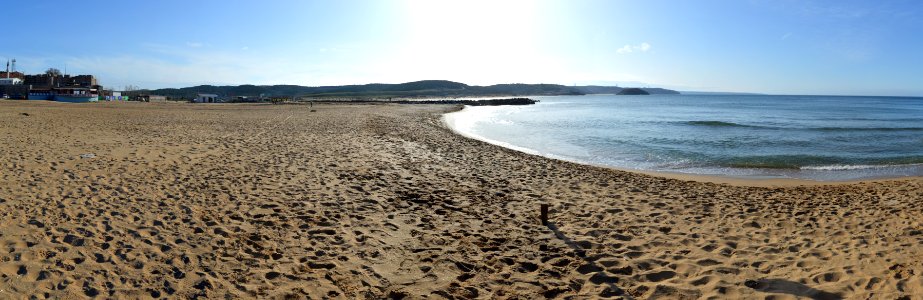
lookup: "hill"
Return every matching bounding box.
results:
[136,80,678,99]
[573,86,679,95]
[617,88,650,95]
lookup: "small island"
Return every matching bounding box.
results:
[617,88,650,95]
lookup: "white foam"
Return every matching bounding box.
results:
[800,164,919,171]
[443,107,543,156]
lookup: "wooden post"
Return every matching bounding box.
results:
[540,204,549,225]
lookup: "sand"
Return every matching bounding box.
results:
[1,100,921,299]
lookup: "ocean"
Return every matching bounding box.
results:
[444,94,923,181]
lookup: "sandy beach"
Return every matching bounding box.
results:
[1,100,921,299]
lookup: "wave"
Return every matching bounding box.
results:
[814,127,923,132]
[720,155,923,170]
[800,164,900,171]
[685,120,761,128]
[685,121,923,132]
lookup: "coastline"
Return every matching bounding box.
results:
[1,100,921,298]
[442,105,923,187]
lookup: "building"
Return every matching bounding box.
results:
[23,74,57,87]
[194,94,219,103]
[0,84,29,99]
[0,74,26,99]
[0,78,23,85]
[23,74,98,88]
[66,75,97,87]
[0,71,24,80]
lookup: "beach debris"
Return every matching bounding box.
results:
[79,153,96,159]
[20,112,30,116]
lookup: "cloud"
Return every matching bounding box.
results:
[186,42,203,48]
[781,32,792,40]
[617,42,651,54]
[50,43,318,89]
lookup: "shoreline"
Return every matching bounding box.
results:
[442,105,923,187]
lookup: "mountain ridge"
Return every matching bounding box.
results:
[136,80,679,99]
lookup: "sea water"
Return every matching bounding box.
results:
[445,94,923,181]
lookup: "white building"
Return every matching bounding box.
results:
[194,94,219,103]
[0,78,22,85]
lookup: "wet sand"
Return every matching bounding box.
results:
[1,100,921,299]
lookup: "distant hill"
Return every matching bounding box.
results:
[617,88,650,95]
[136,80,678,99]
[574,86,679,95]
[680,91,765,96]
[640,88,681,95]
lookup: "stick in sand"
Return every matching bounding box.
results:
[540,204,549,225]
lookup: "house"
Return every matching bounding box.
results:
[0,78,22,85]
[194,94,219,103]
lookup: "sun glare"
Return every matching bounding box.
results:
[391,0,549,84]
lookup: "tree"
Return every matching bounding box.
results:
[45,68,62,76]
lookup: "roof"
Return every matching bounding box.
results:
[197,94,218,97]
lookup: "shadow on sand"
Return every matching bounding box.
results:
[746,278,842,300]
[546,221,631,298]
[547,218,842,300]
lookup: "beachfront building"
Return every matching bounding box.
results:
[194,94,220,103]
[2,58,103,102]
[0,78,22,85]
[0,72,24,80]
[0,77,28,99]
[24,74,98,89]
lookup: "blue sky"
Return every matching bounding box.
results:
[3,0,922,96]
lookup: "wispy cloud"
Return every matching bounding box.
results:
[186,42,204,48]
[617,42,651,54]
[53,43,316,89]
[781,32,792,40]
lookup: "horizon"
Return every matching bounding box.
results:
[4,0,923,97]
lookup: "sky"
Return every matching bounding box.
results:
[3,0,922,96]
